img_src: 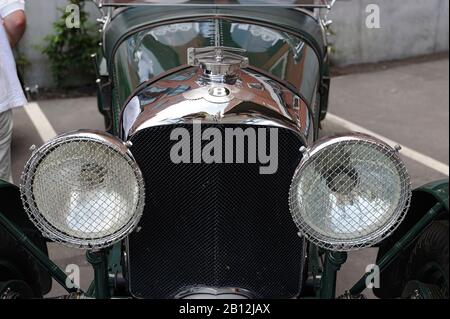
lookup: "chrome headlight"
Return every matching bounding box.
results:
[289,134,411,251]
[21,130,145,249]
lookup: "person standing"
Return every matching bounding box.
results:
[0,0,26,183]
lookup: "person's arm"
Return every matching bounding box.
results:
[2,9,26,48]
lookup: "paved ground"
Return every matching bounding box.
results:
[9,57,449,298]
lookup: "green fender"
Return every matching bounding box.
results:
[413,179,449,212]
[0,179,36,232]
[374,179,449,298]
[0,179,52,295]
[383,179,449,245]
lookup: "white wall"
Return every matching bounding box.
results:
[16,0,449,88]
[328,0,449,66]
[17,0,100,88]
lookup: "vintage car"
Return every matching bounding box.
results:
[0,0,448,299]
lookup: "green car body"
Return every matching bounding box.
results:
[0,2,448,299]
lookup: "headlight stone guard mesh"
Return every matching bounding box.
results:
[289,134,411,251]
[20,131,145,249]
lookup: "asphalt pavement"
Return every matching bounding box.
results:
[9,57,449,298]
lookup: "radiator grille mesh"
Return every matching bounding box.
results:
[127,124,304,298]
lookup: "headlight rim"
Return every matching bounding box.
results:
[20,130,145,249]
[289,133,412,251]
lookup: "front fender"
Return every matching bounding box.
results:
[412,179,449,212]
[374,179,449,298]
[381,179,449,247]
[0,180,39,235]
[0,179,52,295]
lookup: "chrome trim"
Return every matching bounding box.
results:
[122,67,313,145]
[175,287,256,299]
[188,46,249,83]
[300,133,407,162]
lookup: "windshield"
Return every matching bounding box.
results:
[97,0,333,8]
[113,18,320,105]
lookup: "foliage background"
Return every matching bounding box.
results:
[41,0,99,88]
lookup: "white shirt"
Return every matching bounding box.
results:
[0,0,24,18]
[0,0,26,112]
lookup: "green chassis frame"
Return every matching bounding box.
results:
[0,179,448,299]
